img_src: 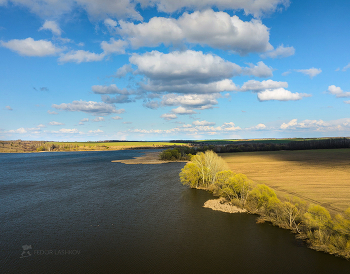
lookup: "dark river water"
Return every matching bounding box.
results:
[1,150,349,273]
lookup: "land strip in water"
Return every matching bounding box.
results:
[220,149,350,214]
[112,151,188,164]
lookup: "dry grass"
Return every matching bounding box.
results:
[220,149,350,214]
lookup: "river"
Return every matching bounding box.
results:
[1,150,349,273]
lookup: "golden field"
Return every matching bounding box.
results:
[220,149,350,214]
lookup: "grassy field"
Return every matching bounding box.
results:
[0,140,184,153]
[220,149,350,214]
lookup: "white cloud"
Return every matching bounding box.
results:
[342,63,350,72]
[8,127,27,134]
[247,123,267,130]
[257,88,311,101]
[104,18,118,29]
[260,44,295,59]
[193,120,215,126]
[52,128,80,134]
[280,119,298,129]
[161,93,220,109]
[5,106,13,110]
[39,20,62,36]
[1,0,289,20]
[112,116,122,120]
[161,113,177,120]
[92,84,129,94]
[243,61,273,78]
[93,117,105,122]
[47,110,58,115]
[79,118,89,125]
[295,68,322,78]
[141,79,239,94]
[115,64,133,78]
[118,9,272,54]
[48,121,64,125]
[140,0,290,18]
[129,121,242,135]
[88,129,104,133]
[131,50,242,84]
[327,85,350,98]
[52,100,125,116]
[2,0,141,20]
[1,37,62,56]
[59,50,105,63]
[37,124,46,128]
[240,79,288,92]
[279,118,350,132]
[100,38,127,54]
[171,106,197,115]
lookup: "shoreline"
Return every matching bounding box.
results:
[203,197,247,213]
[112,151,188,165]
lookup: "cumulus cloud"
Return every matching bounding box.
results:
[39,20,62,36]
[257,88,311,101]
[240,79,288,92]
[92,84,129,95]
[141,80,239,94]
[88,129,104,133]
[193,120,215,126]
[1,0,142,20]
[327,85,350,98]
[59,50,105,63]
[246,123,267,130]
[115,64,133,78]
[79,118,89,125]
[295,68,322,78]
[161,93,220,109]
[93,117,105,122]
[243,61,273,78]
[139,0,290,17]
[52,100,125,116]
[8,127,27,134]
[101,95,134,104]
[171,106,197,115]
[161,113,177,120]
[5,106,13,110]
[1,37,62,56]
[1,0,289,20]
[279,118,350,132]
[48,121,64,125]
[100,38,127,54]
[131,50,242,84]
[143,100,160,109]
[118,9,272,54]
[112,116,122,120]
[52,128,80,134]
[260,44,295,59]
[129,121,242,136]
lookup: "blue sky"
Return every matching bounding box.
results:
[1,0,350,141]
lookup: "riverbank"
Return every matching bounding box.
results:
[112,151,188,165]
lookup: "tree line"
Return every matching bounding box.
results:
[215,138,350,153]
[180,150,350,259]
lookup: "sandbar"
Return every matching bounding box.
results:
[203,197,247,213]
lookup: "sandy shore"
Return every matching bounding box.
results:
[112,151,188,165]
[203,197,247,213]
